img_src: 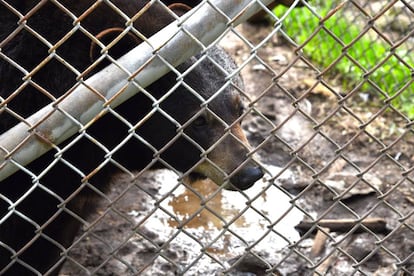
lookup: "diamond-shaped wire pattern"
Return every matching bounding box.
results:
[0,0,413,275]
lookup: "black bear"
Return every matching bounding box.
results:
[0,1,263,274]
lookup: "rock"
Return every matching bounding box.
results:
[323,172,382,200]
[227,253,274,276]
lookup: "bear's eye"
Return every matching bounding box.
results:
[193,115,208,127]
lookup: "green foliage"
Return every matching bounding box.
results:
[274,0,414,118]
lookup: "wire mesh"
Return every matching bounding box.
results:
[0,0,413,275]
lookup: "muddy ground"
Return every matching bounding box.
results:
[61,20,414,276]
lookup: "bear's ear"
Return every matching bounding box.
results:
[167,3,192,16]
[89,27,142,63]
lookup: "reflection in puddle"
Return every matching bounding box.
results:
[168,179,246,229]
[161,164,302,248]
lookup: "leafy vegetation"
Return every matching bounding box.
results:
[274,0,414,117]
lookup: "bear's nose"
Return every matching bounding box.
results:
[230,166,264,190]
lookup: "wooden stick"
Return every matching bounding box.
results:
[311,227,330,257]
[295,217,388,234]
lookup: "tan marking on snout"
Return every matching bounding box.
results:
[193,124,253,189]
[231,124,250,148]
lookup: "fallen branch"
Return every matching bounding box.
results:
[311,227,330,257]
[295,217,388,235]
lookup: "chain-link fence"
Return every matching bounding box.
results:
[1,0,413,275]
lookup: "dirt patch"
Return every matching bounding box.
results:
[61,22,414,275]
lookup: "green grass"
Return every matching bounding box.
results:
[274,0,414,118]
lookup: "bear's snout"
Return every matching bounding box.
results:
[230,165,264,190]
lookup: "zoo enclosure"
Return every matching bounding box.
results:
[0,0,414,275]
